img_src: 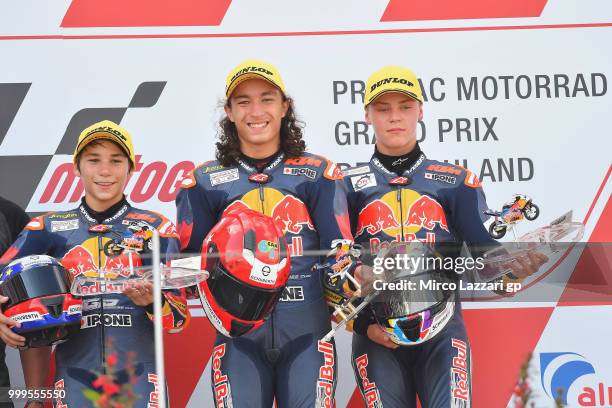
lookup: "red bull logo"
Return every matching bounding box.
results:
[223,190,313,257]
[356,191,449,252]
[104,252,143,277]
[355,354,382,408]
[451,338,470,403]
[224,190,314,235]
[317,340,336,408]
[406,195,449,232]
[62,244,98,278]
[356,200,399,236]
[212,344,233,408]
[148,373,160,408]
[270,195,314,234]
[61,238,143,279]
[54,379,66,408]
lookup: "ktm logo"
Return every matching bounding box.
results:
[61,0,233,28]
[381,0,549,22]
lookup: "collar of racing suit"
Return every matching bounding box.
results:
[235,150,285,174]
[80,195,129,224]
[373,143,423,176]
[240,150,282,171]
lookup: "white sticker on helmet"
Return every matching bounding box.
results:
[243,249,286,286]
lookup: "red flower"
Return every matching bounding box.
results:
[107,353,118,368]
[520,381,530,393]
[514,384,524,398]
[93,375,108,388]
[92,375,120,396]
[98,394,109,407]
[102,382,120,396]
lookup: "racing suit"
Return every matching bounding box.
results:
[0,198,189,408]
[345,146,496,408]
[176,152,352,408]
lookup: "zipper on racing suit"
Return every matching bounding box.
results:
[257,183,277,355]
[97,233,106,372]
[396,187,405,242]
[259,184,265,214]
[239,154,286,362]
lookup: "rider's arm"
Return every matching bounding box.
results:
[448,172,546,286]
[0,216,53,264]
[175,168,220,254]
[447,171,498,252]
[305,160,353,257]
[143,220,191,332]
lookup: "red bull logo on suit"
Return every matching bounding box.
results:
[407,195,449,232]
[356,190,448,253]
[223,188,315,257]
[61,237,143,279]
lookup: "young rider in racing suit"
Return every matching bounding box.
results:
[0,120,189,408]
[345,66,547,407]
[176,59,352,408]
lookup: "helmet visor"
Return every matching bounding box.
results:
[371,269,454,319]
[209,262,284,322]
[0,264,72,309]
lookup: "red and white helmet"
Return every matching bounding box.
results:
[198,208,290,337]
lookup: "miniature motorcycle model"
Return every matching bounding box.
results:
[312,240,367,342]
[484,194,539,239]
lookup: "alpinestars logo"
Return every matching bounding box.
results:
[0,81,195,213]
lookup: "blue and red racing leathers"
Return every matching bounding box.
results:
[0,198,189,408]
[345,147,496,408]
[176,152,352,408]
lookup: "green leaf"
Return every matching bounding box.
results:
[83,389,102,402]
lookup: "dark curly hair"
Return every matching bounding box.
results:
[216,95,306,166]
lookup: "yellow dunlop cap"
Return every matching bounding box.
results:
[73,120,135,167]
[364,65,424,107]
[225,59,286,98]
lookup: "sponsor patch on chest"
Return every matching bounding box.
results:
[424,172,457,184]
[283,167,317,179]
[209,169,239,186]
[351,173,377,191]
[51,219,79,232]
[343,165,370,176]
